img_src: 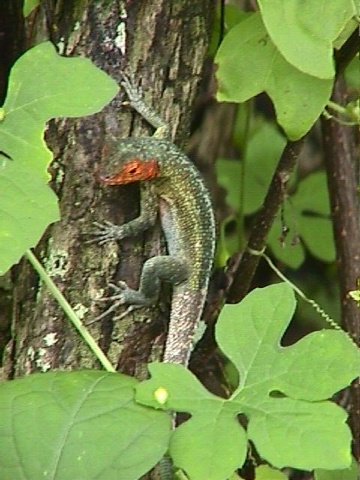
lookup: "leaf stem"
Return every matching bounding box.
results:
[24,249,116,373]
[327,100,345,114]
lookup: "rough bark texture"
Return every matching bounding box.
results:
[3,1,214,384]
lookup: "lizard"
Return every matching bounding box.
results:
[91,74,216,365]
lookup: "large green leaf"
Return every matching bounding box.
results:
[0,371,171,480]
[0,42,119,274]
[136,284,360,479]
[258,0,357,79]
[315,457,359,480]
[215,13,333,140]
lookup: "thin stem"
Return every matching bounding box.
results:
[327,100,346,114]
[24,249,116,373]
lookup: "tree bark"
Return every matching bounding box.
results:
[3,1,214,382]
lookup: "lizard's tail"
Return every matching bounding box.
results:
[163,285,207,365]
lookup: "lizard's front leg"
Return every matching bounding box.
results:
[90,183,157,244]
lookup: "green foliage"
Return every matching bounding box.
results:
[23,0,40,17]
[216,122,287,215]
[215,2,358,139]
[216,123,335,268]
[136,284,360,479]
[268,172,335,268]
[255,465,287,480]
[315,457,360,480]
[0,42,119,274]
[0,371,171,480]
[345,54,360,89]
[257,0,356,79]
[215,13,333,140]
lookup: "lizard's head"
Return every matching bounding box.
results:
[97,141,161,185]
[99,158,159,185]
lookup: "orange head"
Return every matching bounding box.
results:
[98,158,160,185]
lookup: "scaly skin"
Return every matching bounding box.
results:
[92,75,215,365]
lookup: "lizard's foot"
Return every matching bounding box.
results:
[120,71,143,106]
[86,282,152,325]
[119,71,169,138]
[86,221,126,245]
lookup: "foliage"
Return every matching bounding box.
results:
[254,465,287,480]
[215,2,357,139]
[23,0,40,17]
[216,123,335,268]
[1,285,358,480]
[136,284,360,479]
[0,371,171,480]
[1,2,359,478]
[0,41,119,274]
[314,458,360,480]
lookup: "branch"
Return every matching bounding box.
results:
[320,76,360,460]
[226,138,304,303]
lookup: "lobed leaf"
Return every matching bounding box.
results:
[136,284,360,478]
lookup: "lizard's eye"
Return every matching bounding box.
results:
[128,166,138,174]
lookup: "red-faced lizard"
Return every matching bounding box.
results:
[91,74,216,365]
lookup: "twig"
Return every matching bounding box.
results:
[226,138,304,303]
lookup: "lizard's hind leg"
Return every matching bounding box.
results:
[88,255,189,324]
[131,254,189,305]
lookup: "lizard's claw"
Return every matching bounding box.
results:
[86,281,144,326]
[86,282,134,325]
[120,72,143,106]
[86,221,125,245]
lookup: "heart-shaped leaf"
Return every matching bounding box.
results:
[0,370,171,480]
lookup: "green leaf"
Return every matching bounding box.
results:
[23,0,40,16]
[0,371,171,480]
[345,54,360,89]
[292,172,331,215]
[136,284,360,478]
[258,0,356,79]
[215,159,242,211]
[216,123,287,215]
[315,457,360,480]
[298,215,335,262]
[0,41,119,274]
[1,41,118,175]
[268,172,335,267]
[267,206,305,269]
[349,290,360,303]
[137,364,247,480]
[0,157,59,274]
[255,465,287,480]
[217,284,358,469]
[215,13,333,140]
[243,123,287,214]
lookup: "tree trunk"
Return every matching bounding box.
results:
[3,1,214,381]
